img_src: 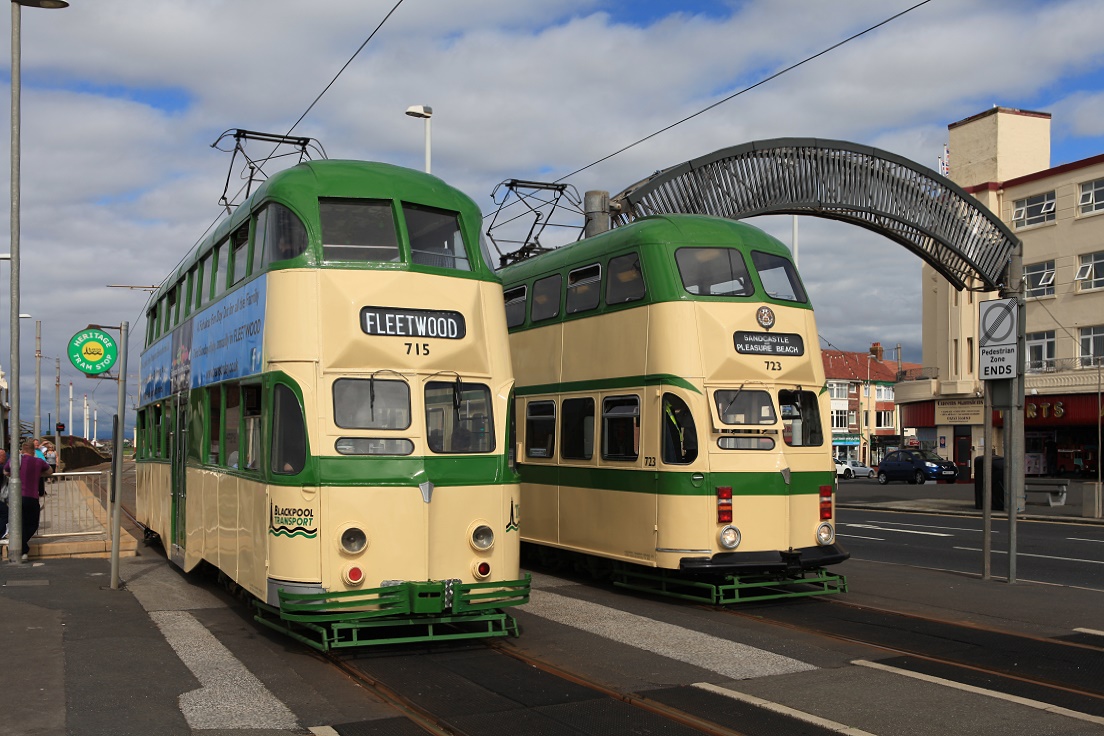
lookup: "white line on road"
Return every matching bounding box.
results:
[693,683,877,735]
[854,659,1104,727]
[150,610,299,731]
[524,588,815,679]
[864,520,996,533]
[1074,628,1104,637]
[954,547,1104,565]
[837,534,885,541]
[845,523,952,537]
[1067,537,1104,544]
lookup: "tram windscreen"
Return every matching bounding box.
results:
[675,248,754,297]
[714,389,776,425]
[333,378,411,430]
[751,251,807,303]
[425,381,494,453]
[777,389,823,446]
[404,203,470,270]
[320,198,400,262]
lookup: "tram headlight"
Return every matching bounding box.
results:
[718,525,741,550]
[340,526,368,554]
[470,523,495,551]
[816,522,835,546]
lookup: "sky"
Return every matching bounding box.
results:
[3,0,1104,438]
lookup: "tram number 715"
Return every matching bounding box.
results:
[405,342,431,356]
[764,360,782,371]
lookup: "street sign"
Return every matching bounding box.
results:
[67,328,118,375]
[978,298,1018,380]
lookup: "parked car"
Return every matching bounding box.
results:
[838,459,875,479]
[876,449,959,485]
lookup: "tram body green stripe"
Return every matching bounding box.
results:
[317,455,515,487]
[518,464,833,496]
[515,373,701,396]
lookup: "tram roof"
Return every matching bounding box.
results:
[150,159,483,304]
[499,214,791,283]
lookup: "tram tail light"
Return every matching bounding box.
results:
[819,484,833,520]
[473,560,492,580]
[716,486,733,524]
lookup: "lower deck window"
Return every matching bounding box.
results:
[779,389,824,447]
[526,400,556,458]
[560,397,594,460]
[602,395,639,461]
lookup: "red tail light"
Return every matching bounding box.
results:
[477,562,491,577]
[819,484,833,520]
[717,486,733,524]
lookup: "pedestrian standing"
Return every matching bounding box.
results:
[4,440,52,560]
[44,442,57,483]
[0,448,9,540]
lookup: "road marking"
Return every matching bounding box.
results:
[524,588,814,679]
[845,523,952,537]
[1074,628,1104,637]
[954,547,1104,565]
[854,659,1104,727]
[150,610,299,730]
[837,534,885,541]
[1067,537,1104,544]
[693,682,877,735]
[865,520,996,533]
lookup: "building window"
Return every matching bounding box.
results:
[1080,325,1104,368]
[876,411,895,429]
[875,385,894,401]
[828,382,848,400]
[1026,331,1055,372]
[1025,260,1055,298]
[1080,177,1104,215]
[1076,251,1104,291]
[1012,191,1056,228]
[831,409,848,430]
[848,410,856,426]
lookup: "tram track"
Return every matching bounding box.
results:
[718,596,1104,722]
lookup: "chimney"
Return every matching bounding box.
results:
[870,342,884,361]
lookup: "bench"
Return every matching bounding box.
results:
[1024,477,1069,507]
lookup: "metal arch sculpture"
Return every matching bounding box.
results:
[609,138,1019,292]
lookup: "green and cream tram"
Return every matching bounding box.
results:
[500,215,847,602]
[136,160,528,649]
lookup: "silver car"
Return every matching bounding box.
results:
[837,459,875,479]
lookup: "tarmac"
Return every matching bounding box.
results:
[0,465,1101,735]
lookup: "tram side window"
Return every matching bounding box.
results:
[606,253,646,305]
[778,389,823,447]
[560,397,594,460]
[333,378,411,429]
[662,394,698,465]
[425,381,494,454]
[320,198,399,262]
[504,286,526,328]
[602,396,639,461]
[213,241,229,299]
[208,388,222,464]
[230,222,250,286]
[187,390,205,462]
[151,404,164,458]
[262,203,309,266]
[272,384,306,474]
[198,251,213,309]
[525,401,556,458]
[224,384,242,468]
[751,251,807,303]
[252,208,268,270]
[531,274,562,322]
[168,286,180,328]
[242,385,262,470]
[566,264,601,314]
[404,203,470,271]
[184,268,196,317]
[675,247,754,297]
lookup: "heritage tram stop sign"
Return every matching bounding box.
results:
[68,328,118,375]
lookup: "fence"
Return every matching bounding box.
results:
[37,471,110,539]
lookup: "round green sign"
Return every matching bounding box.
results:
[68,329,118,375]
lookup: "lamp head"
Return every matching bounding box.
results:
[14,1,69,8]
[405,105,432,119]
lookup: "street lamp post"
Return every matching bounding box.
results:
[9,0,68,565]
[405,104,433,174]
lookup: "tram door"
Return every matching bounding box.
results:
[169,395,188,567]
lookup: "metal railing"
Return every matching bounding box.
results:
[1025,356,1104,374]
[37,471,109,538]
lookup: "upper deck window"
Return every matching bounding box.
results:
[320,198,399,262]
[751,251,807,303]
[504,286,526,328]
[404,203,470,271]
[606,253,645,304]
[531,274,562,322]
[566,264,601,314]
[261,203,309,266]
[230,222,250,286]
[675,248,753,297]
[213,241,229,299]
[425,381,494,453]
